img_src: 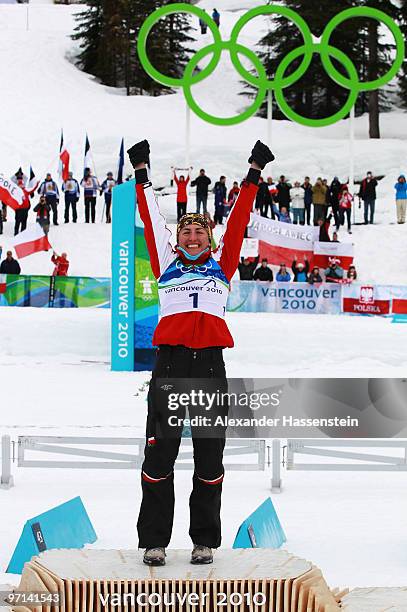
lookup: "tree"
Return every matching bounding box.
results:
[72,0,195,95]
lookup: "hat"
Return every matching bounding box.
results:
[177,213,212,243]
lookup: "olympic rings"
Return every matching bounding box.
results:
[137,3,405,127]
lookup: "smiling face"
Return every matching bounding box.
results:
[178,223,210,256]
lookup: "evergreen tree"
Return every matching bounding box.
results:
[72,0,195,95]
[397,0,407,108]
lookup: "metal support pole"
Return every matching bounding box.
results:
[185,103,191,200]
[267,90,273,149]
[271,439,282,492]
[1,435,14,489]
[349,105,356,224]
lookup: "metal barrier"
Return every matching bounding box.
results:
[0,436,266,486]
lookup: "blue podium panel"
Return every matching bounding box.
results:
[7,497,97,574]
[233,497,286,550]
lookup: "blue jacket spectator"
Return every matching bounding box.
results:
[276,264,291,282]
[292,259,309,282]
[395,175,407,199]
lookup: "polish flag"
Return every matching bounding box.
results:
[11,224,51,259]
[312,242,354,270]
[0,274,6,294]
[58,130,70,182]
[0,174,25,210]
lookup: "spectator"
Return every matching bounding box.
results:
[291,181,305,225]
[213,175,227,225]
[14,175,31,236]
[212,8,220,26]
[226,181,240,218]
[332,231,340,242]
[62,171,80,224]
[199,9,208,34]
[278,205,291,223]
[33,196,51,234]
[253,258,273,281]
[301,176,313,225]
[339,186,353,234]
[312,177,328,224]
[238,256,259,280]
[358,171,378,225]
[394,174,407,224]
[0,250,21,275]
[100,172,116,223]
[325,260,344,283]
[291,256,309,282]
[329,176,342,229]
[347,265,358,282]
[81,168,100,223]
[276,175,291,211]
[276,263,291,282]
[173,170,190,221]
[318,213,332,242]
[191,169,211,214]
[308,266,323,284]
[38,173,59,226]
[51,251,69,276]
[0,205,3,234]
[255,176,272,218]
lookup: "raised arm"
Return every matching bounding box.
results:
[128,140,174,280]
[213,141,274,280]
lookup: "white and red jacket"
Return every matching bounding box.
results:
[136,168,260,348]
[339,192,353,209]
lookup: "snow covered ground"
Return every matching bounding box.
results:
[1,0,407,594]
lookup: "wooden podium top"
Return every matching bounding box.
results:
[32,548,312,581]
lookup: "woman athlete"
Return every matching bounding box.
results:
[127,139,275,566]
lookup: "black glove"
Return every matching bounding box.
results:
[127,140,150,168]
[248,140,275,170]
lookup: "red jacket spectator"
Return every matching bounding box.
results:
[174,172,190,203]
[52,252,69,276]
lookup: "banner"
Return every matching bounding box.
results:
[228,282,341,314]
[342,284,391,315]
[240,238,259,258]
[313,241,354,270]
[247,215,319,266]
[390,286,407,314]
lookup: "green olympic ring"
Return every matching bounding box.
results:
[137,3,405,128]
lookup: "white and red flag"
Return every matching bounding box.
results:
[0,174,25,210]
[0,274,6,294]
[58,130,70,182]
[312,242,354,270]
[26,166,39,195]
[342,284,391,316]
[247,214,319,266]
[11,224,51,259]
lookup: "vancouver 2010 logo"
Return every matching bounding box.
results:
[137,3,405,127]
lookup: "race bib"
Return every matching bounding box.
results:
[158,257,229,319]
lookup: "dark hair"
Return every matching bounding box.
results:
[261,258,268,263]
[200,169,205,173]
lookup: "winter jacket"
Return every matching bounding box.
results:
[291,260,309,282]
[302,183,313,206]
[62,178,80,196]
[81,175,99,197]
[325,265,344,283]
[395,176,407,200]
[329,179,342,206]
[276,182,291,207]
[228,186,240,205]
[51,254,69,277]
[33,201,51,221]
[191,175,211,195]
[312,182,328,205]
[0,257,21,274]
[359,177,377,200]
[238,257,259,281]
[255,182,271,210]
[319,214,332,242]
[339,192,353,209]
[308,272,323,284]
[276,271,291,282]
[278,210,291,223]
[101,178,116,196]
[214,181,227,206]
[253,265,273,281]
[290,187,305,209]
[38,180,59,199]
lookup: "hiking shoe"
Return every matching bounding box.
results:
[191,545,213,565]
[143,547,166,566]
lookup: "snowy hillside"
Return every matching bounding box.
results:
[0,2,406,281]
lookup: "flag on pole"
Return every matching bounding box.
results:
[26,166,39,195]
[11,224,51,259]
[0,274,6,294]
[58,130,70,182]
[117,138,124,185]
[0,175,25,210]
[84,134,92,173]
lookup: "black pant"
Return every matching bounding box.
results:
[331,202,340,229]
[304,201,311,225]
[313,203,327,225]
[137,345,227,549]
[0,212,3,234]
[177,201,187,221]
[339,207,352,231]
[14,208,28,235]
[196,193,207,214]
[104,194,112,223]
[64,195,77,223]
[46,195,58,225]
[214,203,224,224]
[85,196,96,223]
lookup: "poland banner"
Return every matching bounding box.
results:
[0,274,6,294]
[0,175,25,210]
[390,286,407,314]
[342,284,391,315]
[247,215,319,266]
[11,224,51,258]
[313,242,354,270]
